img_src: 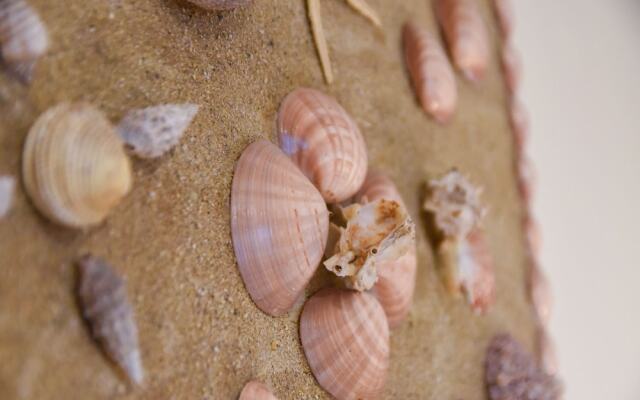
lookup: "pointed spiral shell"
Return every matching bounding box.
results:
[403,21,457,124]
[184,0,253,10]
[239,380,279,400]
[230,140,329,316]
[0,0,48,63]
[22,103,132,228]
[277,88,368,203]
[300,288,389,400]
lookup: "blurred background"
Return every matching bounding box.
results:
[513,0,640,398]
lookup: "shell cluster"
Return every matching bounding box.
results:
[0,175,15,218]
[239,380,279,400]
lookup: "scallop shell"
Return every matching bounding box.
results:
[0,175,15,218]
[230,140,329,316]
[356,170,417,328]
[501,43,521,94]
[184,0,253,10]
[239,380,278,400]
[77,255,143,385]
[300,288,389,400]
[529,262,552,325]
[0,0,48,64]
[22,103,132,228]
[403,21,457,123]
[435,0,490,82]
[277,88,368,203]
[510,97,529,155]
[117,104,199,159]
[492,0,514,39]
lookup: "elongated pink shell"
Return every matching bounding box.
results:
[230,140,329,316]
[277,88,368,203]
[460,229,495,313]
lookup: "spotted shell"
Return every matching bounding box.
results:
[239,380,279,400]
[0,175,15,218]
[184,0,253,10]
[230,140,329,316]
[22,103,132,228]
[300,288,389,400]
[435,0,490,82]
[492,0,514,39]
[0,0,48,64]
[501,43,521,95]
[277,88,368,203]
[77,255,143,385]
[403,21,457,123]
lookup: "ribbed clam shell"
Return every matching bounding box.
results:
[77,255,143,385]
[510,97,529,155]
[277,88,368,203]
[0,0,48,63]
[0,175,15,218]
[491,0,514,39]
[403,21,457,124]
[184,0,253,10]
[501,43,521,94]
[230,140,329,316]
[239,380,278,400]
[435,0,490,82]
[22,103,132,228]
[117,103,199,159]
[300,288,389,400]
[529,262,552,325]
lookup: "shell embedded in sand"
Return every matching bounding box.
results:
[230,140,329,316]
[501,43,522,94]
[77,255,143,385]
[491,0,514,39]
[403,21,457,123]
[324,198,416,291]
[0,175,15,218]
[0,0,48,64]
[239,380,279,400]
[22,103,132,228]
[185,0,253,10]
[300,288,389,400]
[277,87,368,203]
[117,103,199,159]
[435,0,490,82]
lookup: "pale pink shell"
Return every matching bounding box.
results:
[461,229,495,313]
[239,380,278,400]
[403,21,457,123]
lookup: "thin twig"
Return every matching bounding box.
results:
[345,0,382,28]
[307,0,334,84]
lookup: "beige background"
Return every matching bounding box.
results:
[513,0,640,399]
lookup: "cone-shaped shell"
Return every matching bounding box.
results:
[239,380,279,400]
[300,288,389,400]
[230,140,329,316]
[277,88,368,203]
[0,0,48,64]
[403,21,457,124]
[22,103,132,228]
[77,255,143,385]
[435,0,490,82]
[185,0,253,10]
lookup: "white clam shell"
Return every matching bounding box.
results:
[0,0,48,64]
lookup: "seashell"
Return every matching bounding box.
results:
[435,0,490,82]
[77,254,143,385]
[501,43,521,94]
[230,140,329,316]
[510,97,529,156]
[517,155,536,205]
[184,0,253,10]
[0,0,48,64]
[529,262,552,325]
[22,103,132,228]
[239,380,279,400]
[403,21,457,124]
[492,0,514,39]
[438,229,495,313]
[324,198,415,291]
[355,170,417,328]
[423,169,486,240]
[0,175,15,218]
[300,288,389,400]
[117,103,199,159]
[485,333,561,400]
[277,87,368,203]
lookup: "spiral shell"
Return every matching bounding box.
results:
[277,88,368,203]
[0,0,48,64]
[230,140,329,316]
[117,103,199,159]
[22,103,132,228]
[184,0,253,10]
[77,255,143,385]
[300,288,389,400]
[239,380,278,400]
[435,0,490,82]
[403,21,457,124]
[0,175,15,218]
[501,43,521,95]
[492,0,514,39]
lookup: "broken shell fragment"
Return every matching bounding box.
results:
[0,0,48,64]
[501,43,521,94]
[22,103,132,228]
[300,288,389,400]
[77,255,143,385]
[403,21,457,124]
[184,0,253,10]
[0,175,15,218]
[435,0,490,82]
[117,103,199,159]
[239,380,279,400]
[424,169,486,240]
[230,140,329,316]
[277,88,368,203]
[491,0,514,39]
[324,198,416,291]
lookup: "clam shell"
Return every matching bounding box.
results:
[501,43,521,94]
[529,262,552,325]
[0,0,48,63]
[239,380,278,400]
[492,0,514,39]
[403,21,457,123]
[22,103,132,228]
[117,103,199,159]
[185,0,253,10]
[230,140,329,316]
[77,255,143,385]
[300,288,389,400]
[435,0,490,82]
[277,88,368,203]
[0,175,15,218]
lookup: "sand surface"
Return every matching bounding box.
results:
[0,0,536,398]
